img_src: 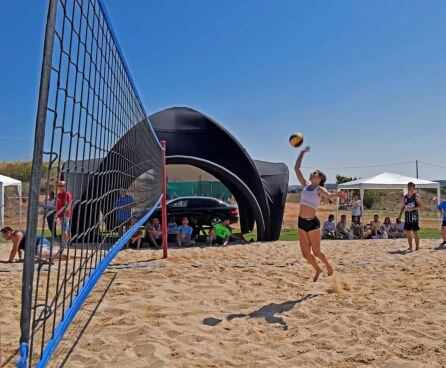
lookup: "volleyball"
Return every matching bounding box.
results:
[289,133,304,148]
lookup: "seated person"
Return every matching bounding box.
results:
[380,217,392,239]
[208,219,232,246]
[177,217,195,246]
[335,215,349,239]
[167,216,178,243]
[1,226,66,262]
[351,217,363,239]
[127,227,143,249]
[189,216,201,241]
[227,227,247,243]
[390,218,405,238]
[322,214,336,239]
[364,214,382,239]
[145,218,162,248]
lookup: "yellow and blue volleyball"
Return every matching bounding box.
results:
[289,133,304,148]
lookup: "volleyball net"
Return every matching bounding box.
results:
[18,0,165,366]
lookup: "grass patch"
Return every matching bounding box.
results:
[243,227,441,242]
[279,228,440,241]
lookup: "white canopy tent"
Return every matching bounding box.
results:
[0,174,23,229]
[336,172,442,228]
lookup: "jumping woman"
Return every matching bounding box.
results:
[294,146,346,282]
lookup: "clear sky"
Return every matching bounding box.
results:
[1,0,445,184]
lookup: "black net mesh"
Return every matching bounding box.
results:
[20,0,163,366]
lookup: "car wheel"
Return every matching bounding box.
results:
[211,215,223,226]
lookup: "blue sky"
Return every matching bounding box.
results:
[0,0,445,183]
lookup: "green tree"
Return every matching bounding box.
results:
[335,174,357,185]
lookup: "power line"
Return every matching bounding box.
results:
[302,160,415,170]
[419,161,446,170]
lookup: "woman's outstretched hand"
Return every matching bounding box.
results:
[302,146,310,153]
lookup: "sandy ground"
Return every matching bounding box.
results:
[1,239,446,367]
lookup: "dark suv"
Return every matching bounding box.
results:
[151,196,238,226]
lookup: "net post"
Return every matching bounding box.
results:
[161,141,168,258]
[18,0,58,366]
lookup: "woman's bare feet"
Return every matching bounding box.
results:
[313,268,323,282]
[327,264,334,276]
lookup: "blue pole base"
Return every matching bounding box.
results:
[17,342,29,368]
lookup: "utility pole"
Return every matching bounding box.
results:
[416,160,419,178]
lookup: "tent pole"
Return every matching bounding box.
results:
[335,197,339,226]
[438,186,442,230]
[19,184,23,230]
[360,188,365,237]
[0,183,3,228]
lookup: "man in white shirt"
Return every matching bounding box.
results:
[349,194,362,223]
[45,190,57,238]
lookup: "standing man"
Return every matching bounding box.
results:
[45,190,57,238]
[398,182,422,251]
[113,189,134,234]
[349,194,362,223]
[56,181,72,249]
[438,200,446,246]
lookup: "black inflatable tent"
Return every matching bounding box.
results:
[150,107,289,241]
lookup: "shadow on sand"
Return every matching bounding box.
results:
[388,249,414,255]
[46,272,117,367]
[203,294,319,331]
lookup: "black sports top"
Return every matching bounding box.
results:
[15,231,26,250]
[404,194,419,223]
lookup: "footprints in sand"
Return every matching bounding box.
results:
[2,239,443,367]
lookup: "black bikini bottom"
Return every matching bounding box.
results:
[298,217,320,232]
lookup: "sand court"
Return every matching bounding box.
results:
[1,239,446,367]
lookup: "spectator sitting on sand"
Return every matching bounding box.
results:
[336,215,349,239]
[364,214,382,239]
[380,217,392,239]
[208,218,232,246]
[351,217,363,239]
[127,225,143,250]
[145,218,162,248]
[322,214,336,239]
[167,216,178,243]
[390,218,405,238]
[177,217,195,247]
[189,216,201,241]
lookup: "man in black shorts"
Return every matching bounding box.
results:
[397,182,422,251]
[1,226,25,262]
